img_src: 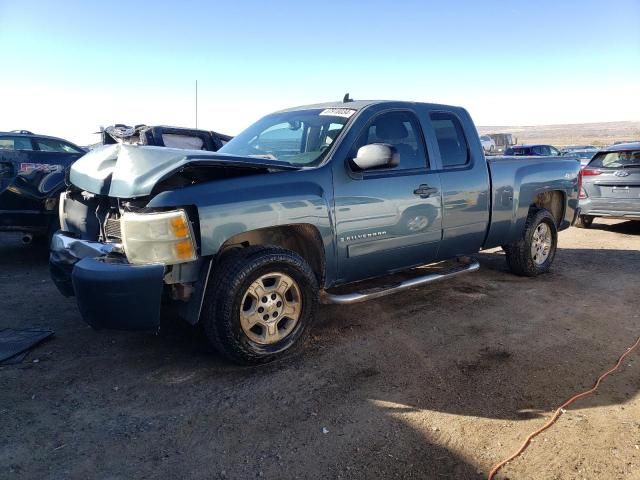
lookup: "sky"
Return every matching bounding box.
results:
[1,0,639,146]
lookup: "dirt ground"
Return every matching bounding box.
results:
[1,219,639,480]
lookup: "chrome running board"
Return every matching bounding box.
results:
[320,258,480,305]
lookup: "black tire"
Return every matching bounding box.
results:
[504,209,558,277]
[574,215,594,229]
[202,246,319,364]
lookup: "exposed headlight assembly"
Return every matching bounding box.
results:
[121,209,197,265]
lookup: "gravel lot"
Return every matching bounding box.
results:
[1,219,639,480]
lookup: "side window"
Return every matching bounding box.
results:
[354,111,428,170]
[549,146,560,156]
[535,145,554,156]
[430,112,469,168]
[0,136,34,151]
[36,138,82,153]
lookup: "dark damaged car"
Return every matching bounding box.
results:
[50,100,581,364]
[1,126,230,244]
[0,130,85,243]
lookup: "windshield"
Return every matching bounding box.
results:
[588,150,640,168]
[219,108,354,167]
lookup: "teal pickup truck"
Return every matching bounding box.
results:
[50,100,581,364]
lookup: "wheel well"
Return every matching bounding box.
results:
[531,190,564,226]
[219,224,326,284]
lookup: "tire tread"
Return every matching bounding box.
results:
[202,246,318,364]
[504,209,558,277]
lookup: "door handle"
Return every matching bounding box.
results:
[413,184,438,198]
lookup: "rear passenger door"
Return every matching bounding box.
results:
[425,111,491,260]
[333,109,442,282]
[0,136,36,195]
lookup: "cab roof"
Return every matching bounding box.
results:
[275,99,463,113]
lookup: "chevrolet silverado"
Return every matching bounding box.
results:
[49,100,581,364]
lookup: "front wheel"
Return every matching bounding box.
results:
[574,215,594,229]
[504,209,558,277]
[202,247,318,364]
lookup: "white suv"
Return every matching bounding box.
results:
[480,135,495,154]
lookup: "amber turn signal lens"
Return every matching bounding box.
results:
[169,216,189,238]
[175,240,195,259]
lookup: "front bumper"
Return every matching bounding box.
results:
[50,232,165,331]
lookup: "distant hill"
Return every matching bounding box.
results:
[477,121,640,147]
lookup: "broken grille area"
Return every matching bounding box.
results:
[104,217,122,240]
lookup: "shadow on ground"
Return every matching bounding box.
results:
[590,219,640,235]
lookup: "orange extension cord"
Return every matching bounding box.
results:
[488,335,640,480]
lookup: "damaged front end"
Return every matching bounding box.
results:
[50,143,295,331]
[50,190,206,330]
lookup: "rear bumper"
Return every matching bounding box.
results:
[50,232,165,331]
[579,198,640,219]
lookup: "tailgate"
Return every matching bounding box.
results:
[586,170,640,199]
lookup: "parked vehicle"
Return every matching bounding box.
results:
[488,133,516,154]
[50,100,580,364]
[480,135,495,154]
[0,130,86,243]
[562,148,597,167]
[505,144,561,156]
[100,124,232,150]
[575,142,640,227]
[561,145,596,154]
[0,126,230,244]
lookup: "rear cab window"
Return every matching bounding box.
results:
[429,112,469,168]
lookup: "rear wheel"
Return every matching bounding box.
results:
[504,209,558,277]
[202,247,318,364]
[574,215,594,229]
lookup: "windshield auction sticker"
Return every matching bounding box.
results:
[319,108,356,118]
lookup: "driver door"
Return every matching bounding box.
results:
[332,110,442,282]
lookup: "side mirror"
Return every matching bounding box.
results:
[352,144,398,170]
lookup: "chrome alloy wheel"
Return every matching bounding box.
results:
[239,272,302,345]
[531,222,552,265]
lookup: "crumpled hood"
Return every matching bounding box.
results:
[70,144,299,198]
